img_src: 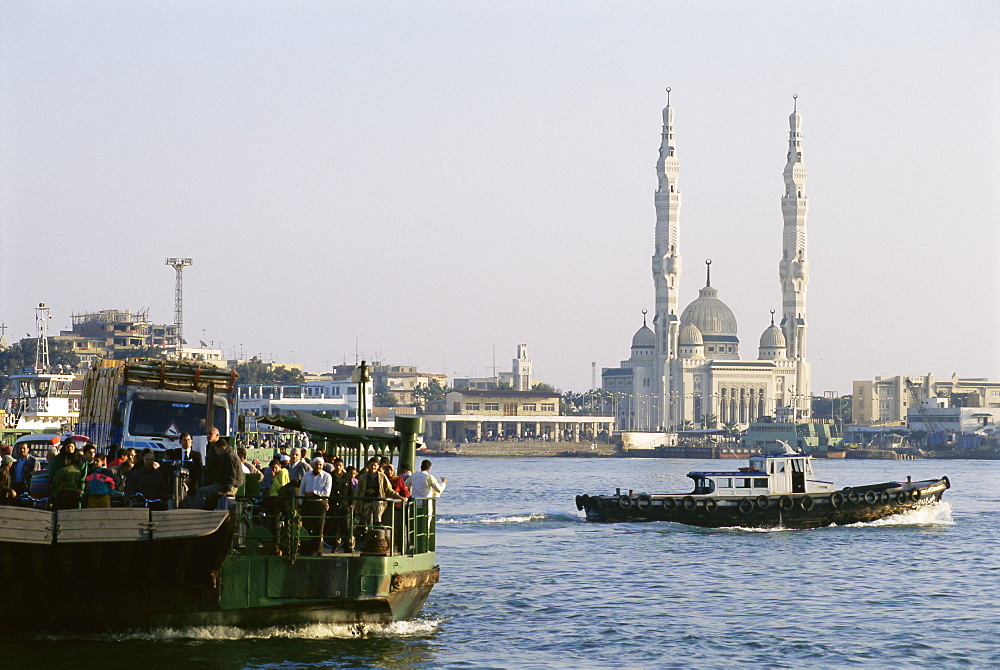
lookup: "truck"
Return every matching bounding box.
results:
[76,358,238,455]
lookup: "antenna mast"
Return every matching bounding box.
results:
[34,303,50,373]
[165,258,193,359]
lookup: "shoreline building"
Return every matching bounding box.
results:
[603,95,812,430]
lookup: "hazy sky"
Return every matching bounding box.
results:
[1,1,997,394]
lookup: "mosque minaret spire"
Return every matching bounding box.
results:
[779,94,811,417]
[652,87,682,430]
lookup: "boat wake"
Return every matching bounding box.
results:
[439,511,581,525]
[711,500,954,532]
[32,619,443,642]
[845,500,953,527]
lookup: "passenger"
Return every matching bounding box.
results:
[328,458,354,553]
[286,448,309,487]
[353,457,401,530]
[192,437,244,510]
[237,447,260,475]
[200,426,225,487]
[263,458,290,534]
[49,439,78,478]
[177,433,203,492]
[409,459,447,500]
[84,454,116,508]
[11,442,37,496]
[51,452,84,510]
[299,457,332,556]
[0,455,17,504]
[125,448,166,506]
[380,463,410,525]
[79,444,97,481]
[382,463,410,499]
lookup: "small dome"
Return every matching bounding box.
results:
[679,322,703,346]
[680,284,738,336]
[631,324,655,348]
[759,324,786,349]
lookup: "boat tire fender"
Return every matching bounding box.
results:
[830,491,845,509]
[618,495,632,510]
[779,495,794,511]
[575,495,585,511]
[800,494,814,511]
[682,496,697,512]
[704,499,718,513]
[756,495,770,510]
[864,490,877,505]
[942,476,951,490]
[739,498,754,514]
[847,490,861,505]
[636,494,652,512]
[911,489,922,502]
[662,497,678,511]
[879,491,890,505]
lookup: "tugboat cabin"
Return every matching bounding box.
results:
[687,448,835,497]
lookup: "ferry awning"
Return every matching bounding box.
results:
[258,410,400,449]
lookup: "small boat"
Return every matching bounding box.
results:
[576,441,950,529]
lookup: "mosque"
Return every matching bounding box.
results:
[602,93,812,431]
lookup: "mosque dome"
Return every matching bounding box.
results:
[631,324,655,349]
[678,322,703,346]
[759,323,786,349]
[680,284,738,336]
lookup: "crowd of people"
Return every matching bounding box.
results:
[0,433,447,558]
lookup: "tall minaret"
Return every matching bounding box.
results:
[652,88,682,429]
[778,95,811,418]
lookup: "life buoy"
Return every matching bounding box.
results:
[682,496,696,511]
[800,494,814,511]
[864,490,877,505]
[618,495,632,510]
[879,491,890,505]
[575,495,585,511]
[636,494,652,512]
[663,497,678,511]
[911,489,922,502]
[847,490,861,505]
[830,491,845,509]
[756,495,770,509]
[739,498,754,514]
[779,495,794,511]
[704,499,718,513]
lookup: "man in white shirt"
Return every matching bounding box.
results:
[299,457,333,555]
[408,459,447,499]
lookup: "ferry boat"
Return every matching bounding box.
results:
[0,411,439,632]
[577,441,950,529]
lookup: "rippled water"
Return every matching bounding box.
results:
[4,457,998,668]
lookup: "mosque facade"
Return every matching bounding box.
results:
[602,96,812,431]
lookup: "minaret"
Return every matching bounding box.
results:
[652,88,682,429]
[778,95,811,417]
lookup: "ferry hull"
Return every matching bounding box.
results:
[579,478,949,529]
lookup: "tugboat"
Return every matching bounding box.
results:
[577,441,950,529]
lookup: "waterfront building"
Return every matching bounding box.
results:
[421,389,613,444]
[56,308,177,364]
[603,96,812,430]
[236,379,373,426]
[853,374,1000,426]
[453,344,535,392]
[370,364,448,406]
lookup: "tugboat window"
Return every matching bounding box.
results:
[754,478,768,488]
[736,478,751,488]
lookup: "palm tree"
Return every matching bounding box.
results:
[701,412,718,429]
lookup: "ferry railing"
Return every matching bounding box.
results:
[225,493,436,560]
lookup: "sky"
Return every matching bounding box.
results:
[0,1,997,395]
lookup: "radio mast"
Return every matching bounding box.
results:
[165,258,193,359]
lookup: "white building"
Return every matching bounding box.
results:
[236,380,373,427]
[603,95,812,430]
